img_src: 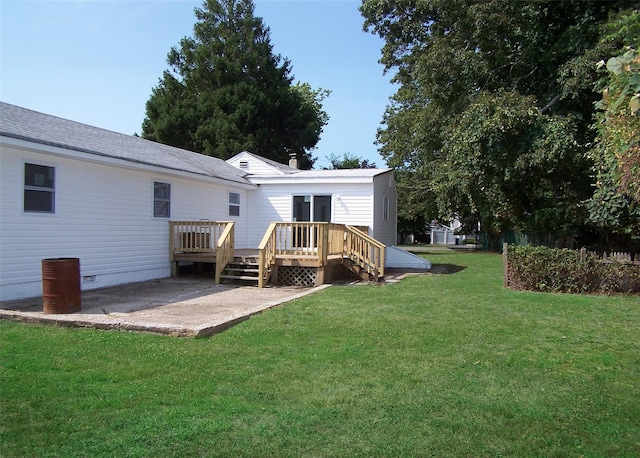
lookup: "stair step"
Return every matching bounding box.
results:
[225,267,259,273]
[220,275,260,281]
[232,258,259,264]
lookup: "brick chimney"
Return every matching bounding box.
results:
[288,153,298,169]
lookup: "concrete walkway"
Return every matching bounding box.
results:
[0,278,328,337]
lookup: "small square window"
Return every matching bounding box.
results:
[229,192,240,217]
[154,182,171,218]
[24,163,55,213]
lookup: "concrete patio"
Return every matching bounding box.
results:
[0,277,327,337]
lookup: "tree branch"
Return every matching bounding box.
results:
[539,94,561,114]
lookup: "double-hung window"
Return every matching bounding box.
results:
[229,192,240,217]
[24,163,55,213]
[154,182,171,218]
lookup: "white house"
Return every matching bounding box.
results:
[0,102,405,301]
[227,151,398,248]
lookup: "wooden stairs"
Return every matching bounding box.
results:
[219,255,263,286]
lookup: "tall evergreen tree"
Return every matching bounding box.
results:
[142,0,328,167]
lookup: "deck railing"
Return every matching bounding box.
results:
[326,223,347,259]
[257,222,278,288]
[258,222,385,287]
[170,220,229,253]
[214,222,235,285]
[169,220,235,284]
[345,225,385,282]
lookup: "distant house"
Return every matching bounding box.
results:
[0,102,403,301]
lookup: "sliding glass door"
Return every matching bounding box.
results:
[292,195,332,248]
[293,195,331,222]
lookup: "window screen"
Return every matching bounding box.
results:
[24,163,55,213]
[154,182,171,218]
[229,192,240,216]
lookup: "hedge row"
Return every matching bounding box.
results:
[505,245,640,294]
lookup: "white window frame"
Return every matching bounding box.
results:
[229,192,240,217]
[24,162,55,213]
[153,181,171,218]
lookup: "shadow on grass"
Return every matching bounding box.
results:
[401,248,470,275]
[430,263,467,274]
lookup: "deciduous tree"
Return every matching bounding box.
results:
[361,0,636,248]
[324,152,377,169]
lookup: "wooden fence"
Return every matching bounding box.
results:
[579,248,638,264]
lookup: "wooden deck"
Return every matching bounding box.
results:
[169,221,385,287]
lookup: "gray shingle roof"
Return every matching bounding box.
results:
[0,102,250,185]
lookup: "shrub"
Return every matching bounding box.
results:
[506,245,639,294]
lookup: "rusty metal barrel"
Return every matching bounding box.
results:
[42,258,81,314]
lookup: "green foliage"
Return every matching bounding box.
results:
[324,152,377,169]
[3,251,640,456]
[394,168,439,239]
[586,10,640,247]
[142,0,329,166]
[438,90,591,243]
[507,245,640,294]
[361,0,636,248]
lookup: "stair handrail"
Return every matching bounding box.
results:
[258,222,278,288]
[326,223,346,257]
[214,221,235,285]
[345,225,385,281]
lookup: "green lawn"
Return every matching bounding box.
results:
[1,250,639,457]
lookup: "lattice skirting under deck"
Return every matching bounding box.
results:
[275,260,359,287]
[276,266,317,286]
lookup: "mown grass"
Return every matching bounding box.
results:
[1,250,639,457]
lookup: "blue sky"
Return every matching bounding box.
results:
[0,0,395,168]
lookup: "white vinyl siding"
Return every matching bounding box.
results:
[227,153,287,175]
[0,145,249,300]
[245,182,374,248]
[372,171,398,246]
